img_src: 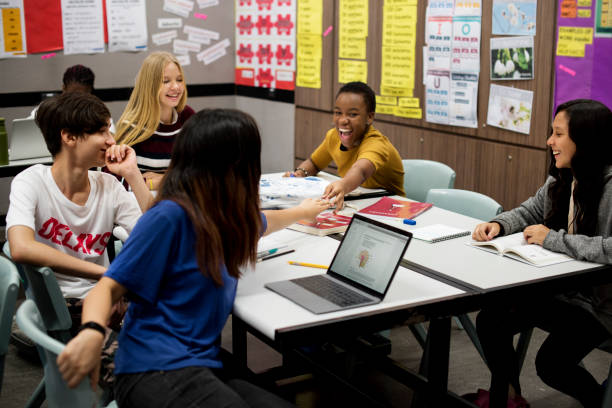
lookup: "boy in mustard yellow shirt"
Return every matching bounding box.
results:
[286,82,404,210]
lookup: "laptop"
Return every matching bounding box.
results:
[9,118,50,161]
[265,214,412,314]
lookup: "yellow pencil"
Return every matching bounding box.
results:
[288,261,328,269]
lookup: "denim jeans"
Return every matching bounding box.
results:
[115,365,294,408]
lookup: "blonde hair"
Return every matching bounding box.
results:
[115,52,188,146]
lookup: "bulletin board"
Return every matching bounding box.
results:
[295,0,559,150]
[0,0,235,95]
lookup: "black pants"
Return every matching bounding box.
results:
[476,296,609,408]
[115,365,294,408]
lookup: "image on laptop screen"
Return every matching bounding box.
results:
[328,216,410,296]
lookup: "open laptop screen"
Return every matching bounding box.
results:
[328,215,411,297]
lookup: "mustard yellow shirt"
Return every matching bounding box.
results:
[310,126,405,196]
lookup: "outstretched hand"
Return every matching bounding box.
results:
[297,198,332,221]
[322,180,347,213]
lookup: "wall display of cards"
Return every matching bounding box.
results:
[235,0,296,90]
[490,36,534,80]
[486,84,533,135]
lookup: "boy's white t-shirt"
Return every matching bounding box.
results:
[6,164,141,298]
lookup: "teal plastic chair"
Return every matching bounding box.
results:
[4,242,73,407]
[423,188,503,365]
[0,256,20,395]
[425,188,503,221]
[16,300,117,408]
[402,159,456,202]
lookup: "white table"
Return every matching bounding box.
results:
[232,197,612,406]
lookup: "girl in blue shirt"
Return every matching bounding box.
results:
[57,109,330,407]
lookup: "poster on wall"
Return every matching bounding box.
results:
[425,69,450,125]
[107,0,148,52]
[492,0,537,36]
[490,36,534,80]
[61,0,105,55]
[0,0,27,58]
[235,0,296,90]
[554,0,612,112]
[487,84,533,134]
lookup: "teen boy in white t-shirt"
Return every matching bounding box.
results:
[6,92,152,301]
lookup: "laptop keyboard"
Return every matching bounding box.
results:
[291,275,372,307]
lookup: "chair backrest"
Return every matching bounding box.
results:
[3,243,72,343]
[402,159,456,202]
[16,300,113,408]
[425,188,503,221]
[0,256,20,355]
[0,256,21,395]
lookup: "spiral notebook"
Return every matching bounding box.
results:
[410,224,471,243]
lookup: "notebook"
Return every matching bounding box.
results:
[411,224,471,243]
[265,214,412,314]
[9,118,50,161]
[358,196,432,219]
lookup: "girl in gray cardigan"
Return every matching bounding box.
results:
[472,99,612,408]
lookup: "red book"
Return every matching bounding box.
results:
[358,197,432,219]
[287,212,352,236]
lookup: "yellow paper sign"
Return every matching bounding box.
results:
[380,86,413,97]
[578,8,591,18]
[394,106,422,119]
[297,0,323,34]
[297,34,322,59]
[339,0,369,38]
[577,0,591,6]
[376,105,396,115]
[557,41,585,57]
[2,8,23,53]
[297,58,321,88]
[339,35,366,59]
[338,59,367,84]
[376,95,397,106]
[398,97,420,108]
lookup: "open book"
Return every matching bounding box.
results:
[468,232,573,267]
[287,212,352,236]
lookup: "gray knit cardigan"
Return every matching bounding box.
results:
[492,166,612,333]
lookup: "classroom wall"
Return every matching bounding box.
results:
[294,1,557,210]
[0,2,235,94]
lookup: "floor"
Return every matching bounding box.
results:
[3,313,608,407]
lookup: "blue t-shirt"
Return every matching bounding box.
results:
[106,200,267,374]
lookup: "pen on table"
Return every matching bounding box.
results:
[258,249,295,262]
[257,245,288,259]
[288,261,329,269]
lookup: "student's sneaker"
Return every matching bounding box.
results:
[10,320,40,363]
[463,389,530,408]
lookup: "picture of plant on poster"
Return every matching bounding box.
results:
[487,84,533,134]
[490,36,534,80]
[492,0,537,36]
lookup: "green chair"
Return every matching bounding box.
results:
[0,256,20,395]
[402,159,456,202]
[425,188,503,220]
[16,300,117,408]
